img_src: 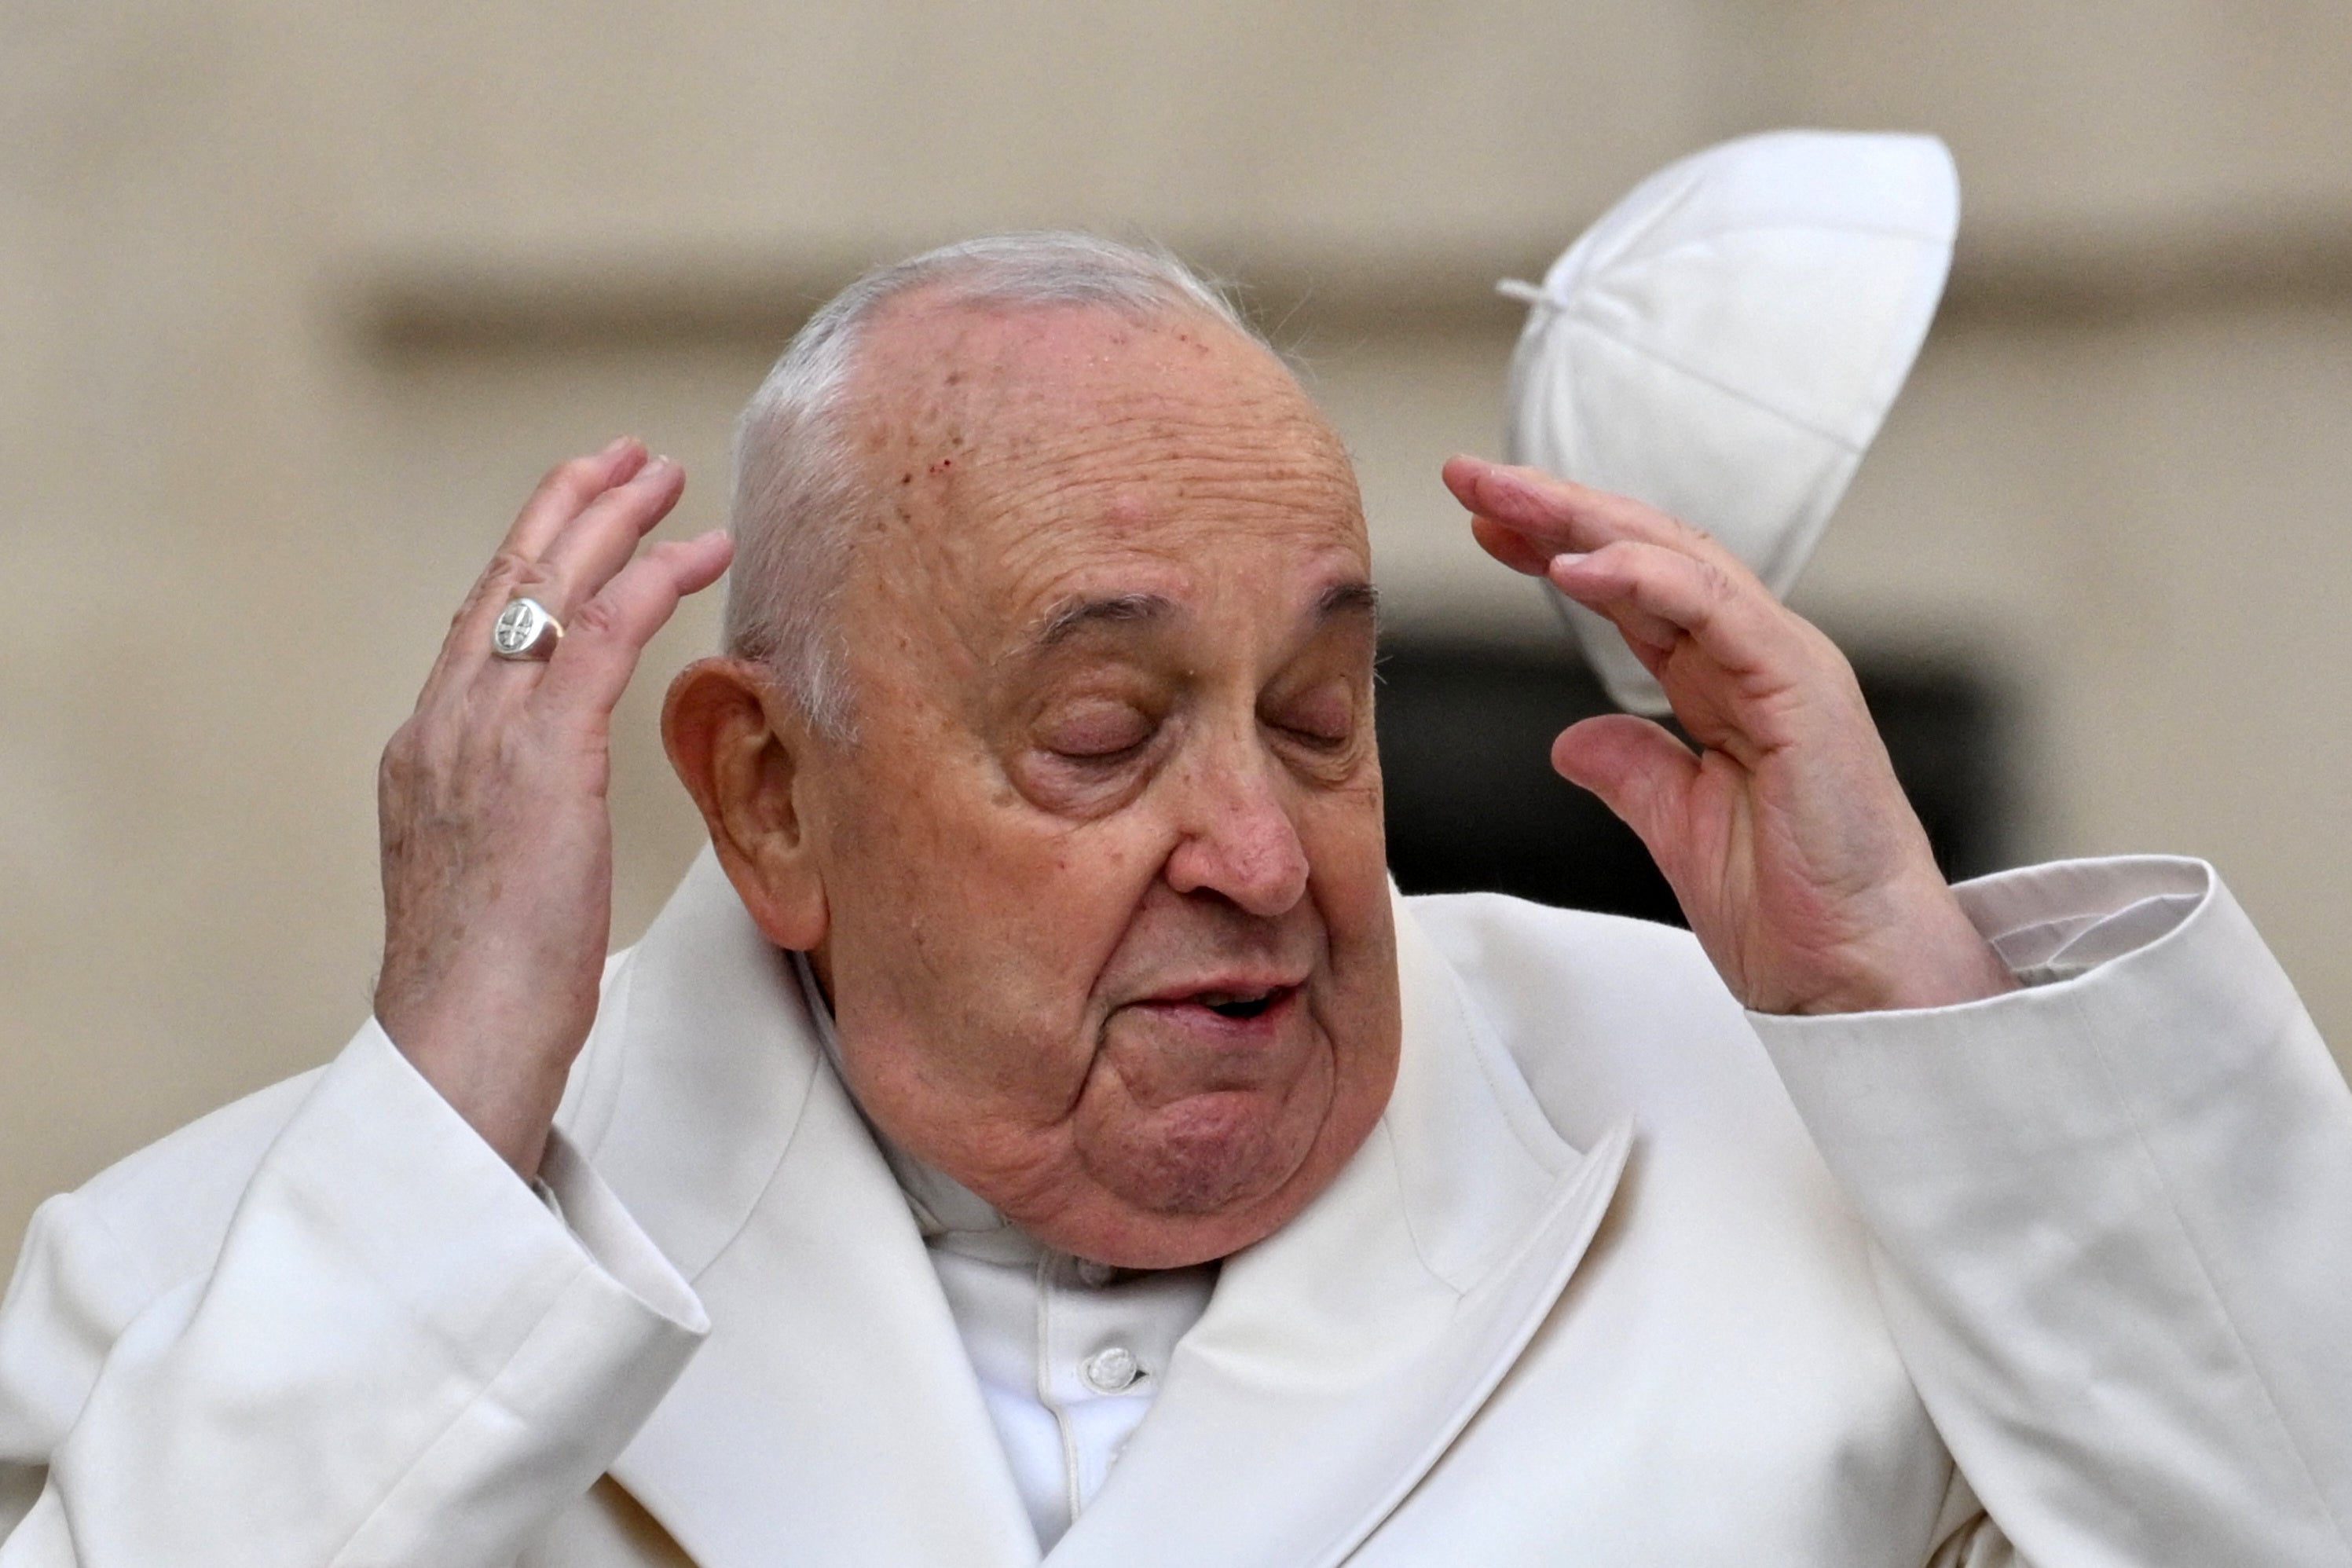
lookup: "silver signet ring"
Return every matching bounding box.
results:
[491,596,563,661]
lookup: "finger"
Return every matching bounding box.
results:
[418,551,537,711]
[1469,513,1557,577]
[528,454,687,618]
[412,441,654,706]
[445,456,683,696]
[1445,454,1674,556]
[1445,455,1746,579]
[1548,540,1808,688]
[537,530,735,719]
[501,438,649,561]
[1548,551,1682,658]
[1551,713,1699,868]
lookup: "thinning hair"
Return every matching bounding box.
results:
[723,232,1267,739]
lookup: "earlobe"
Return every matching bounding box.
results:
[661,658,831,951]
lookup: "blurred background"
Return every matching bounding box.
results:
[6,1,2352,1247]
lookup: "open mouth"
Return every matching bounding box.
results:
[1194,985,1294,1020]
[1127,977,1306,1031]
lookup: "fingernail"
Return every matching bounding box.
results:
[639,455,675,479]
[603,435,634,456]
[1549,551,1591,573]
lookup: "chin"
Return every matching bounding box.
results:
[1038,1194,1306,1272]
[1031,1093,1335,1268]
[1101,1090,1303,1216]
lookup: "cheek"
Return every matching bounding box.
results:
[822,750,1175,1095]
[980,820,1174,1039]
[1299,776,1401,1061]
[1299,771,1390,925]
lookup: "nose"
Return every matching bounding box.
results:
[1160,737,1312,919]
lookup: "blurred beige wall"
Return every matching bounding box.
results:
[6,1,2352,1246]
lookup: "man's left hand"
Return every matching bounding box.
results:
[1443,456,2016,1016]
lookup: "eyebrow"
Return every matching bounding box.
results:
[1317,581,1381,621]
[1028,578,1380,651]
[1035,592,1176,647]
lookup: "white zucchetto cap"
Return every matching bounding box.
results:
[1500,129,1960,715]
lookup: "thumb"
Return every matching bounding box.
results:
[1552,714,1698,868]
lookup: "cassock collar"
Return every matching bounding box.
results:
[559,849,1628,1568]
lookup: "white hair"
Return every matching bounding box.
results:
[724,232,1266,739]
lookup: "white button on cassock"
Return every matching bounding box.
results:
[1083,1346,1140,1393]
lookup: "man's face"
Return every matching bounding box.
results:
[797,295,1400,1268]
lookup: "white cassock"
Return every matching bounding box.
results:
[2,850,2349,1566]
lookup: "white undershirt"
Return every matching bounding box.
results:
[792,955,1218,1551]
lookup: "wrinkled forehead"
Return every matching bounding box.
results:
[837,295,1367,606]
[847,285,1319,441]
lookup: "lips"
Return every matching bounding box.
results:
[1191,984,1294,1020]
[1128,976,1306,1026]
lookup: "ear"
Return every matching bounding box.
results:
[661,658,830,951]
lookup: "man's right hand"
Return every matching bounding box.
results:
[372,439,732,1178]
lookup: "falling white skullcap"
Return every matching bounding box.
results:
[1500,130,1959,714]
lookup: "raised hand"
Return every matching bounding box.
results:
[373,439,733,1175]
[1442,455,2014,1017]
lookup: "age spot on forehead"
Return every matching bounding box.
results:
[1105,493,1152,534]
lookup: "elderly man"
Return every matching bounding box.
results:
[2,234,2348,1566]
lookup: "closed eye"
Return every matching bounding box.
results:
[1274,720,1351,751]
[1052,738,1152,766]
[1263,672,1360,754]
[1039,703,1157,763]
